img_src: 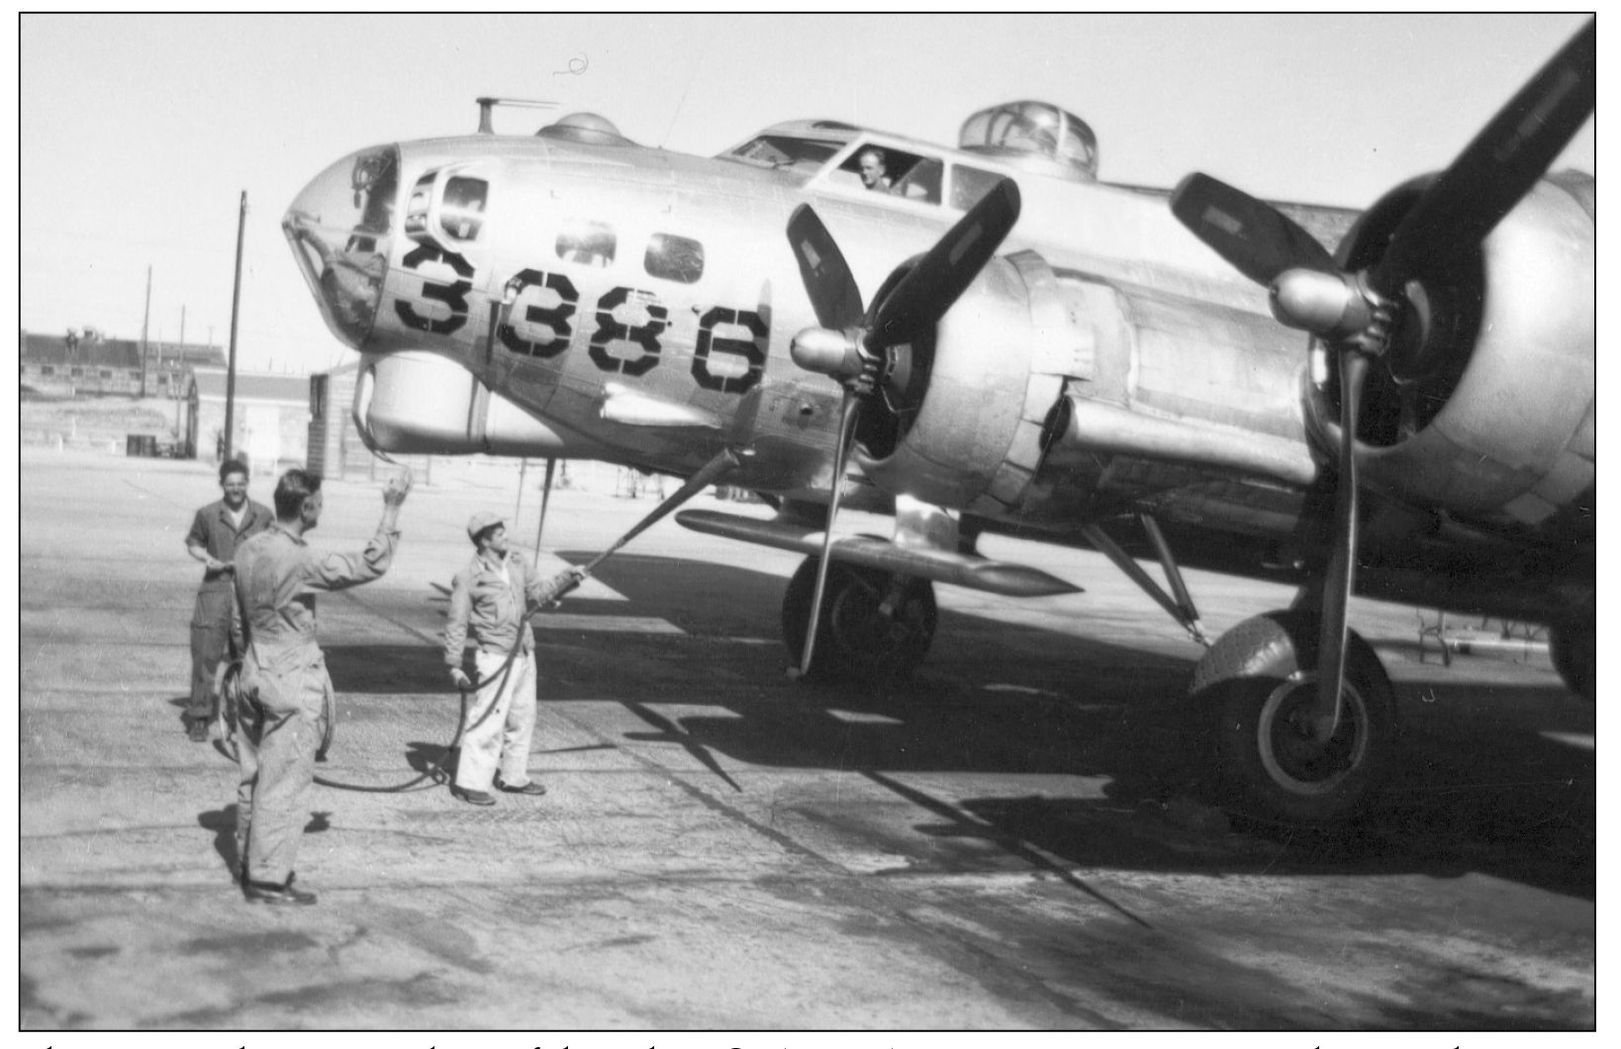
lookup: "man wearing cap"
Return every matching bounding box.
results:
[443,512,585,806]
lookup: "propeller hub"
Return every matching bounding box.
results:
[1270,269,1392,354]
[1269,269,1358,334]
[790,327,866,382]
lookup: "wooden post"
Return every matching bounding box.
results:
[224,191,247,461]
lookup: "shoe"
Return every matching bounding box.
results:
[450,786,496,806]
[187,718,210,742]
[244,877,317,905]
[495,777,547,796]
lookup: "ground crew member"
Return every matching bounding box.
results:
[443,512,584,806]
[183,459,271,741]
[232,467,412,905]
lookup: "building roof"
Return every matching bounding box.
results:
[318,357,362,378]
[190,368,311,404]
[148,341,227,366]
[21,332,140,368]
[20,331,226,370]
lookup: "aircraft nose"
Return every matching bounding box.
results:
[283,144,400,349]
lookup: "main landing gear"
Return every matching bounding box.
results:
[1105,515,1398,825]
[781,557,937,683]
[1190,611,1397,825]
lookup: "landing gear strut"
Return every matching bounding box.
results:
[1087,516,1400,824]
[782,557,937,683]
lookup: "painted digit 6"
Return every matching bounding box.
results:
[395,243,474,335]
[587,286,667,378]
[693,307,767,394]
[498,269,578,359]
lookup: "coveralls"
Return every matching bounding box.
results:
[443,552,570,792]
[232,521,399,885]
[184,498,271,724]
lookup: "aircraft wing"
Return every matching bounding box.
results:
[676,509,1079,598]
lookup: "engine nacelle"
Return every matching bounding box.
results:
[354,350,583,457]
[855,251,1083,516]
[1312,174,1595,529]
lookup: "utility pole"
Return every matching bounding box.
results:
[224,191,246,463]
[139,266,152,398]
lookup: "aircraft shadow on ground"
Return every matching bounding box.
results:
[321,552,1592,899]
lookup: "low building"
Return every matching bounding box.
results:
[184,368,311,472]
[306,359,436,480]
[20,329,224,398]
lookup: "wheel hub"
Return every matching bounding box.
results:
[1258,674,1369,794]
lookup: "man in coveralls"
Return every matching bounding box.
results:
[231,467,412,905]
[443,512,584,806]
[182,459,272,741]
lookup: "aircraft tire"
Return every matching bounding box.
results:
[782,557,937,683]
[1549,616,1595,701]
[1190,612,1397,825]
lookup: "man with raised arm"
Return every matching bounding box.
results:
[231,467,412,905]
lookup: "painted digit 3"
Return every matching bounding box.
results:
[498,269,579,359]
[395,244,475,335]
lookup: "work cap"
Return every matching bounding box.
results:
[467,511,506,543]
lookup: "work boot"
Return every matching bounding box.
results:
[244,875,317,905]
[450,785,496,806]
[187,717,210,742]
[495,776,547,796]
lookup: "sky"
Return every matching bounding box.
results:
[17,11,1598,378]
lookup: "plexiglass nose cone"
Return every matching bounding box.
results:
[284,144,400,349]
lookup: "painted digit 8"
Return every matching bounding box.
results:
[587,286,667,377]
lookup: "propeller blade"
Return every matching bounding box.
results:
[1171,173,1335,286]
[1315,351,1370,728]
[798,393,861,678]
[1372,19,1594,293]
[787,204,866,331]
[868,178,1021,349]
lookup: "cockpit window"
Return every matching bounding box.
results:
[950,164,1003,210]
[838,145,942,203]
[556,221,616,268]
[891,158,942,203]
[724,135,842,172]
[439,176,487,241]
[644,233,704,284]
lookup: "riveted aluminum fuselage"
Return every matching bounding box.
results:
[286,121,1593,617]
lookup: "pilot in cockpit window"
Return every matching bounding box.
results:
[858,148,892,192]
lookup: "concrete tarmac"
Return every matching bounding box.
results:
[17,448,1595,1031]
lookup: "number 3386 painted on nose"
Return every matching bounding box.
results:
[396,249,768,395]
